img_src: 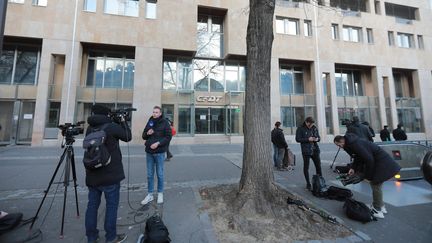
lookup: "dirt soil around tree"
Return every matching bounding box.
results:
[200,184,352,243]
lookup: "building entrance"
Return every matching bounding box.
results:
[0,100,35,145]
[195,107,225,134]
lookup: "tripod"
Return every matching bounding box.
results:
[330,147,341,169]
[29,135,80,238]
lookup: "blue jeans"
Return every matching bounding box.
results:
[146,152,165,193]
[272,144,278,167]
[85,183,120,243]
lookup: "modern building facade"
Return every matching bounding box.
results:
[0,0,431,146]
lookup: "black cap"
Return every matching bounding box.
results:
[91,104,110,116]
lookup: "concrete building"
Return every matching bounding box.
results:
[0,0,431,146]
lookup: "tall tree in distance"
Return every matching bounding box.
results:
[237,0,276,214]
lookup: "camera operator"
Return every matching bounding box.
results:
[84,104,131,243]
[141,106,172,205]
[334,133,401,219]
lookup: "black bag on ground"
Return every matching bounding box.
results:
[0,213,23,235]
[312,174,327,197]
[283,148,296,168]
[143,215,171,243]
[326,186,353,201]
[82,124,111,170]
[344,198,375,223]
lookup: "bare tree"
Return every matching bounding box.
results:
[236,0,276,214]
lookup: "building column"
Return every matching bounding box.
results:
[131,46,163,143]
[387,69,398,129]
[328,66,340,135]
[31,40,53,145]
[312,62,326,137]
[58,42,82,126]
[415,69,432,138]
[270,57,281,126]
[373,67,387,128]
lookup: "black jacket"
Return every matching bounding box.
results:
[347,121,373,142]
[295,122,320,156]
[392,128,407,141]
[85,115,132,187]
[380,128,391,141]
[343,133,401,184]
[142,115,172,154]
[271,128,288,148]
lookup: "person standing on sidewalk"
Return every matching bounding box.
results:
[393,123,407,141]
[141,106,172,205]
[380,125,391,141]
[85,104,131,243]
[295,117,323,190]
[271,121,288,171]
[334,133,401,219]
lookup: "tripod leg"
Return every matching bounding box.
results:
[30,148,68,230]
[60,150,71,238]
[330,147,341,169]
[70,147,80,217]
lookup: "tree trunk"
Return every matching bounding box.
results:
[237,0,276,214]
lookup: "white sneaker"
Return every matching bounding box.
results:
[369,204,387,214]
[140,194,154,205]
[157,193,163,204]
[371,207,384,219]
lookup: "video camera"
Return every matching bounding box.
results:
[336,173,364,186]
[109,108,137,124]
[58,121,85,137]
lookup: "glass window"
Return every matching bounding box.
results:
[209,60,224,92]
[86,55,134,89]
[32,0,47,6]
[225,64,239,92]
[374,1,381,14]
[397,33,414,48]
[196,15,223,58]
[104,0,139,17]
[335,70,363,96]
[280,66,304,95]
[304,20,312,37]
[178,107,191,134]
[193,59,208,91]
[388,31,394,46]
[14,51,38,85]
[417,35,424,50]
[331,24,339,40]
[330,0,367,12]
[145,0,157,19]
[8,0,25,3]
[84,0,97,12]
[163,60,177,90]
[178,59,192,90]
[275,17,299,35]
[239,66,246,91]
[367,28,374,43]
[0,50,15,85]
[342,26,361,42]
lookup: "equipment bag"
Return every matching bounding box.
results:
[0,213,23,235]
[326,186,353,201]
[283,148,296,167]
[312,174,327,197]
[143,215,171,243]
[343,198,375,223]
[82,124,111,170]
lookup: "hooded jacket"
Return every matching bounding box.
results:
[271,127,288,148]
[343,133,401,184]
[85,115,132,187]
[142,115,172,154]
[295,122,320,156]
[346,120,373,141]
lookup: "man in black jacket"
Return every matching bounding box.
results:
[271,121,288,171]
[141,106,172,205]
[85,104,131,243]
[295,117,322,190]
[379,125,391,141]
[334,133,401,219]
[392,123,407,141]
[346,116,373,141]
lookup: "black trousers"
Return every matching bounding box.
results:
[302,152,322,185]
[166,142,172,158]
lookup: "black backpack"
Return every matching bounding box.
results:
[326,186,353,201]
[312,174,327,197]
[344,198,375,223]
[143,215,171,243]
[82,124,111,170]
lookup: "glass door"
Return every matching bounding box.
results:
[195,108,209,134]
[210,108,225,134]
[16,101,35,144]
[0,101,14,145]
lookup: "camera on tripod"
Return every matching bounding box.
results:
[58,121,85,137]
[336,173,364,186]
[109,107,137,124]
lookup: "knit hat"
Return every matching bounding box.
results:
[91,104,111,116]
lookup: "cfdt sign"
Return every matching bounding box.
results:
[196,95,223,103]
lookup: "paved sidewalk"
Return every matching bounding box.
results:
[0,144,431,243]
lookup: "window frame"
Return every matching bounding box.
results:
[366,28,374,44]
[86,55,135,89]
[396,32,414,48]
[304,20,312,37]
[331,24,339,40]
[279,65,305,95]
[83,0,97,12]
[342,25,362,42]
[276,17,300,36]
[103,0,139,17]
[0,47,41,86]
